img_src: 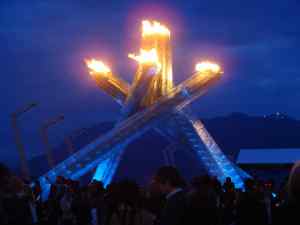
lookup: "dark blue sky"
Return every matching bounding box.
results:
[1,0,299,167]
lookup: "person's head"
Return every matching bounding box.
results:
[244,178,255,192]
[153,166,185,194]
[288,161,300,202]
[225,177,232,184]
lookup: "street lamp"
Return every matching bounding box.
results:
[40,115,64,169]
[64,136,75,155]
[11,102,38,180]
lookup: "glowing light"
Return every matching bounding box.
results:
[92,156,114,187]
[195,61,222,74]
[142,20,170,36]
[128,48,161,70]
[85,59,111,74]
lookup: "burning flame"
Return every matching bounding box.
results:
[128,48,161,70]
[195,61,222,74]
[142,20,170,36]
[85,59,111,74]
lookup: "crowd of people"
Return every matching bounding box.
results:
[1,162,300,225]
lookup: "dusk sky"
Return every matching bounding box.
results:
[1,0,299,167]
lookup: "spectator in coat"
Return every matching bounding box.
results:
[274,161,300,225]
[153,166,187,225]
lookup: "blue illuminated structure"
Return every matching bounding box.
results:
[38,20,250,197]
[173,110,250,188]
[92,148,124,187]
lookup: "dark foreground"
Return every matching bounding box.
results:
[1,162,299,225]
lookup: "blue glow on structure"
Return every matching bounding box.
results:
[176,111,249,189]
[37,122,150,200]
[93,158,113,186]
[40,183,51,202]
[92,147,125,187]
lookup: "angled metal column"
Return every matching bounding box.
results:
[92,21,173,185]
[38,69,220,195]
[92,145,127,186]
[121,65,158,118]
[162,143,177,166]
[93,63,158,185]
[86,60,130,105]
[85,60,131,184]
[92,19,174,184]
[91,73,130,105]
[90,61,222,187]
[175,110,249,188]
[173,112,227,180]
[139,21,173,106]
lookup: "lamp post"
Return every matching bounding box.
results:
[40,115,64,169]
[64,136,75,155]
[11,102,38,180]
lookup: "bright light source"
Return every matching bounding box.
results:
[85,59,111,74]
[128,48,161,70]
[195,61,222,74]
[142,20,170,36]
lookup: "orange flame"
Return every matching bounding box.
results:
[128,48,161,70]
[195,61,222,74]
[142,20,170,36]
[85,59,111,74]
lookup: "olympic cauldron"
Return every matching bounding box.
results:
[38,21,249,196]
